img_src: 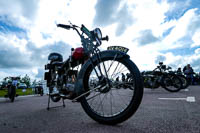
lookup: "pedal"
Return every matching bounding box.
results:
[60,94,70,99]
[60,93,76,100]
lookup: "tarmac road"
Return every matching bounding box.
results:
[0,86,200,133]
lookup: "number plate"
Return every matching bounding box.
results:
[107,46,129,53]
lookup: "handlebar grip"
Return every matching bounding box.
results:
[101,35,109,41]
[57,24,71,30]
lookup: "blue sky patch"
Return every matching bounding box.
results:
[0,19,26,34]
[161,47,198,56]
[162,26,174,38]
[164,0,200,22]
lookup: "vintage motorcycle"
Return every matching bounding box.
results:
[142,62,182,92]
[4,77,19,102]
[44,22,144,125]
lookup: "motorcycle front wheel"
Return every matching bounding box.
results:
[161,74,182,92]
[8,86,16,102]
[80,56,143,125]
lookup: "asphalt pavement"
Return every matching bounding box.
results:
[0,86,199,133]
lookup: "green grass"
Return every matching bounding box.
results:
[0,90,7,97]
[0,88,34,97]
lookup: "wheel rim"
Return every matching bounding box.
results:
[85,59,135,117]
[163,76,181,91]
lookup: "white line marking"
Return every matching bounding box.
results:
[183,89,189,92]
[158,96,195,102]
[186,97,195,102]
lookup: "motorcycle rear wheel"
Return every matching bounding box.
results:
[8,86,16,102]
[80,56,143,125]
[178,75,189,89]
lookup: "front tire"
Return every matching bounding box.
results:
[80,56,143,125]
[161,74,182,92]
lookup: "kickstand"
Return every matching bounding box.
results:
[47,94,66,110]
[47,94,51,110]
[62,98,66,107]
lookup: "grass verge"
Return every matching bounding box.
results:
[0,88,33,97]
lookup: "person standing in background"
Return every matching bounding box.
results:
[183,64,194,85]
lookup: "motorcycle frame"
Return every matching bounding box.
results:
[46,24,115,100]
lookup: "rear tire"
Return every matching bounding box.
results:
[8,86,16,102]
[178,75,189,89]
[80,56,143,125]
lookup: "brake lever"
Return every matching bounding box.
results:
[68,21,80,29]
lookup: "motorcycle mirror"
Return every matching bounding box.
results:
[159,62,163,65]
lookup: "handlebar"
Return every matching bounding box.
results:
[57,24,71,30]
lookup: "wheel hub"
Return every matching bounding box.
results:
[98,77,112,93]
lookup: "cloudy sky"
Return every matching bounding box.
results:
[0,0,200,81]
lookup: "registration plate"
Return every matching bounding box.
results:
[107,46,129,53]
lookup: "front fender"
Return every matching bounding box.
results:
[74,50,130,96]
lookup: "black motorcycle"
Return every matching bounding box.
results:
[142,62,182,92]
[35,85,44,96]
[44,22,144,125]
[4,77,19,102]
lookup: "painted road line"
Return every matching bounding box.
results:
[183,89,189,92]
[158,96,195,102]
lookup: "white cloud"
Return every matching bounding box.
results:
[191,30,200,47]
[0,33,28,53]
[195,48,200,54]
[161,9,197,49]
[0,0,39,29]
[0,0,200,80]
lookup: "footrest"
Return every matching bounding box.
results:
[49,93,59,96]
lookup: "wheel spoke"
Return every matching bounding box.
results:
[86,59,135,117]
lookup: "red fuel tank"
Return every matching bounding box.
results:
[72,47,84,60]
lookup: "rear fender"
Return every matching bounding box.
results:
[74,50,130,96]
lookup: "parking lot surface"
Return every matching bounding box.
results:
[0,86,199,133]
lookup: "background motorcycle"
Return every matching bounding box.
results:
[44,22,144,125]
[4,77,19,102]
[142,62,182,92]
[34,85,44,96]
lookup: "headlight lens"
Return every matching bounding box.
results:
[94,28,102,40]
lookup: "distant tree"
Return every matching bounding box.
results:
[21,74,31,88]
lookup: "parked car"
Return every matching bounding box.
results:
[0,82,2,90]
[0,82,7,90]
[18,83,27,89]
